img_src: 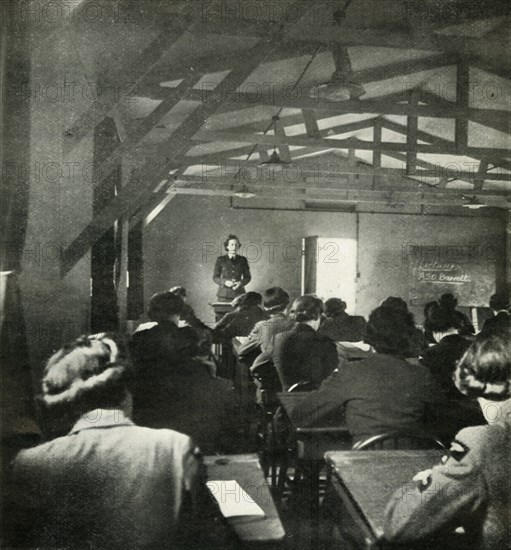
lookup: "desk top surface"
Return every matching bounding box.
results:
[325,450,444,539]
[204,453,285,543]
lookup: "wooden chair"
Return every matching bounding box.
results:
[353,431,446,451]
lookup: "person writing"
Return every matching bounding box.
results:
[212,234,251,302]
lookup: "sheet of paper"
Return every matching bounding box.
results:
[206,480,265,518]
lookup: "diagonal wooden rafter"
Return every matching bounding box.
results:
[60,2,315,276]
[93,77,198,186]
[62,2,220,155]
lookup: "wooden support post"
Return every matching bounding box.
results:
[373,118,382,189]
[455,59,470,154]
[406,90,419,175]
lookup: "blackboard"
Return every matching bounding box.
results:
[406,243,497,307]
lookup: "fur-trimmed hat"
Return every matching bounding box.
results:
[42,333,130,408]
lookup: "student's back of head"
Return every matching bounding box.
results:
[43,333,132,419]
[262,287,289,313]
[148,291,183,322]
[290,295,323,322]
[365,306,417,358]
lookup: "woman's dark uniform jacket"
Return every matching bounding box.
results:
[213,255,251,301]
[384,418,511,549]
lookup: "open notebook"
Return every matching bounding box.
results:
[206,480,265,518]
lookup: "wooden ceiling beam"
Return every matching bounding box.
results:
[193,128,507,158]
[139,52,458,101]
[187,88,508,124]
[419,90,510,136]
[175,161,511,184]
[166,183,509,207]
[381,118,511,171]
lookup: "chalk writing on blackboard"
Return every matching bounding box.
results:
[404,244,497,307]
[416,262,472,284]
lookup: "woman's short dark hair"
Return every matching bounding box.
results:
[489,293,510,311]
[263,287,290,312]
[233,291,262,310]
[223,234,241,251]
[454,336,510,401]
[148,291,183,320]
[365,306,417,357]
[169,286,187,298]
[290,295,323,322]
[42,333,132,413]
[439,293,457,310]
[380,296,409,312]
[426,305,458,333]
[324,298,347,317]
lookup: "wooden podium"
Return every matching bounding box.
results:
[210,301,233,322]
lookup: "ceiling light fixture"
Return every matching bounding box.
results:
[258,115,291,169]
[461,195,487,209]
[233,184,256,199]
[308,1,365,102]
[309,46,366,101]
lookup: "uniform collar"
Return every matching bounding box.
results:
[70,409,134,434]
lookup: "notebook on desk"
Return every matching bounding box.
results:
[206,480,265,518]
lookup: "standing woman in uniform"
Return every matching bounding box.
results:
[213,235,251,302]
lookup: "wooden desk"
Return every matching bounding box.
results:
[204,453,285,545]
[210,301,233,322]
[277,393,351,460]
[324,450,444,549]
[276,393,351,517]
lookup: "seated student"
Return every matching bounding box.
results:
[420,304,473,398]
[479,293,510,338]
[143,328,241,454]
[169,285,212,353]
[238,287,294,358]
[420,304,485,434]
[289,306,445,444]
[4,333,214,550]
[169,286,210,331]
[213,291,268,340]
[129,292,193,419]
[439,292,475,336]
[380,296,426,358]
[273,295,338,391]
[318,297,367,342]
[384,335,510,550]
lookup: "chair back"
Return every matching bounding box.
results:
[353,431,446,451]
